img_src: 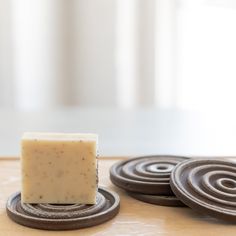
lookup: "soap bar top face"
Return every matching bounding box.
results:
[22,132,98,141]
[21,132,98,204]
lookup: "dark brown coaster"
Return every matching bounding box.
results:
[128,192,185,207]
[110,155,189,195]
[6,187,120,230]
[170,159,236,222]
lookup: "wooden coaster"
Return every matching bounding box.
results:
[110,155,189,195]
[6,187,120,230]
[128,192,185,207]
[170,159,236,222]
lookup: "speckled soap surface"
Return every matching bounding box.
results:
[1,157,236,236]
[21,133,98,204]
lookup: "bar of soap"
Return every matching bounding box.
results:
[21,132,98,204]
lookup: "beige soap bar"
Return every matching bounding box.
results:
[21,132,98,204]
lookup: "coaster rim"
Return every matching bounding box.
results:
[127,191,186,207]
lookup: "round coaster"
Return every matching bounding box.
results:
[6,187,120,230]
[128,192,185,207]
[170,159,236,222]
[110,155,189,195]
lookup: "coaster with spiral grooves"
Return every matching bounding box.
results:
[110,155,189,195]
[110,155,189,206]
[170,159,236,222]
[6,187,120,230]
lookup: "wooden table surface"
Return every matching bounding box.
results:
[1,156,236,236]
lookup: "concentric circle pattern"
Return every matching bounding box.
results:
[6,187,120,230]
[110,155,189,195]
[170,159,236,222]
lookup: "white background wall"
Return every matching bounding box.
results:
[1,0,236,112]
[0,0,13,108]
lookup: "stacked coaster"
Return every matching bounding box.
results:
[6,187,120,230]
[110,156,236,222]
[170,159,236,222]
[110,155,189,207]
